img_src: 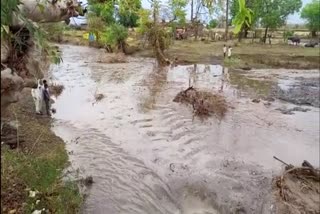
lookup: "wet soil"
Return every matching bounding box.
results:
[273,77,320,107]
[50,45,319,214]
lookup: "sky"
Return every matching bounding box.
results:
[141,0,312,24]
[71,0,311,25]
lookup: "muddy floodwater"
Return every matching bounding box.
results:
[50,45,319,214]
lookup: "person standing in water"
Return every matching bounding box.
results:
[31,79,44,114]
[223,44,227,58]
[228,46,232,59]
[43,83,51,116]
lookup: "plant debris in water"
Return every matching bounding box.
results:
[273,160,320,213]
[94,93,105,102]
[49,84,65,97]
[173,87,228,119]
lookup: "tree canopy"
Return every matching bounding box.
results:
[301,0,320,36]
[260,0,302,30]
[231,0,302,30]
[232,0,253,34]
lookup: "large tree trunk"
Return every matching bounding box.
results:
[191,0,194,21]
[225,0,229,41]
[263,27,268,44]
[244,29,248,38]
[238,29,243,42]
[311,31,316,37]
[194,23,199,41]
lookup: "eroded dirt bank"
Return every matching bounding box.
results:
[50,45,319,214]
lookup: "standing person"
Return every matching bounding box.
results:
[31,79,44,115]
[223,44,227,58]
[43,83,51,116]
[268,34,272,45]
[228,46,232,59]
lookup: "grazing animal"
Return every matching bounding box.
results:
[305,40,318,48]
[288,36,300,45]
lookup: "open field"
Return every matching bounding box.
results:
[59,29,319,69]
[136,40,320,69]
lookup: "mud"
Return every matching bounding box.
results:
[50,45,319,214]
[276,106,311,115]
[273,77,320,107]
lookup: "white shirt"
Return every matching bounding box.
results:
[223,46,227,53]
[228,48,232,57]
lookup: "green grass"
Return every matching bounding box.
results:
[2,148,82,213]
[1,91,82,213]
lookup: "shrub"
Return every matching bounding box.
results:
[101,23,128,53]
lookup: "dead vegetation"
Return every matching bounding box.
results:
[49,84,65,97]
[94,93,104,102]
[173,87,228,119]
[273,158,320,214]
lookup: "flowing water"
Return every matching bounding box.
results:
[50,45,319,214]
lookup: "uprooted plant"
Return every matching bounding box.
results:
[50,83,65,97]
[173,86,228,119]
[273,157,320,213]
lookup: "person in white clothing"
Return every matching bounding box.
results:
[228,46,232,59]
[223,44,227,58]
[31,79,45,114]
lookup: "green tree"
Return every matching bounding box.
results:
[88,0,142,52]
[118,0,141,27]
[137,8,152,35]
[232,0,253,37]
[101,23,128,52]
[260,0,302,42]
[230,0,261,38]
[301,0,320,37]
[88,0,115,24]
[208,19,218,28]
[118,12,140,27]
[169,0,188,24]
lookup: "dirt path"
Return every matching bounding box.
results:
[50,45,319,213]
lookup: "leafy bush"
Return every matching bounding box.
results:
[40,23,66,42]
[208,19,218,29]
[119,12,140,28]
[101,23,128,52]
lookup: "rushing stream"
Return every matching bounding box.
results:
[50,45,319,214]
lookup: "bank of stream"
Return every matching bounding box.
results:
[50,45,319,213]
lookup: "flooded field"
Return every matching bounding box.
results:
[50,45,319,214]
